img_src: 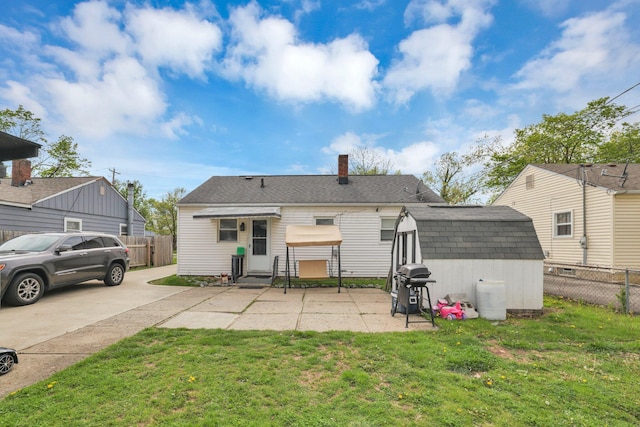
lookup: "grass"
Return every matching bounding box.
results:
[1,296,639,426]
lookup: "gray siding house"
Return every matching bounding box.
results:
[0,160,145,236]
[394,205,544,313]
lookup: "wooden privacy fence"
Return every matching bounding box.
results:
[120,235,173,268]
[0,230,173,268]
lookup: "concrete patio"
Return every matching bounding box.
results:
[158,285,438,333]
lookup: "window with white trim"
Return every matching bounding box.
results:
[380,217,396,241]
[554,211,572,237]
[219,219,238,242]
[315,217,334,225]
[120,224,128,236]
[64,217,82,232]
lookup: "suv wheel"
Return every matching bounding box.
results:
[0,353,16,375]
[104,263,125,286]
[5,272,45,306]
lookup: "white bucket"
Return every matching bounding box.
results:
[476,280,506,320]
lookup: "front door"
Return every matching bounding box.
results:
[248,219,270,272]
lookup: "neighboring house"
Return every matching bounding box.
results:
[393,204,544,313]
[0,159,146,236]
[493,163,640,270]
[177,155,445,278]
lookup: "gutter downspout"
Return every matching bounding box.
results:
[127,182,135,236]
[581,165,587,265]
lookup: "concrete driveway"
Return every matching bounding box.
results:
[0,266,436,398]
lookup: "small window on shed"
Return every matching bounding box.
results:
[64,218,82,232]
[219,219,238,242]
[526,174,534,189]
[120,224,128,236]
[380,218,396,241]
[554,211,572,237]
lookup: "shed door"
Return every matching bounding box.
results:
[248,219,270,272]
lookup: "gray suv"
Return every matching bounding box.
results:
[0,232,130,306]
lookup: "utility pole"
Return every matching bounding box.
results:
[109,167,120,184]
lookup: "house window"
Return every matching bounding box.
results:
[315,217,334,225]
[219,219,238,242]
[380,218,396,241]
[64,217,82,232]
[526,174,534,190]
[554,211,572,237]
[120,224,128,236]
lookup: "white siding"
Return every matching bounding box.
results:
[425,259,543,311]
[177,204,407,277]
[494,165,614,267]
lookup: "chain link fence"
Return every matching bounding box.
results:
[544,262,640,314]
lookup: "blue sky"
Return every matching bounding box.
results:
[1,0,639,199]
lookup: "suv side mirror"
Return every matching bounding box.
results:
[56,244,73,253]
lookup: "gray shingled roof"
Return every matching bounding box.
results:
[403,205,544,260]
[532,163,640,191]
[179,175,445,205]
[0,177,100,206]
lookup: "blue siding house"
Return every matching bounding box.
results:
[0,160,145,236]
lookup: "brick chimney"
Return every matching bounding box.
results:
[338,154,349,185]
[12,159,32,187]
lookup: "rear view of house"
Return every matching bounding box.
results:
[177,155,445,279]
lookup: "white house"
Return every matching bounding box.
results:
[177,155,445,279]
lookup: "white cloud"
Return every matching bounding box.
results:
[46,56,166,138]
[0,23,40,46]
[223,2,379,110]
[58,0,131,57]
[355,0,387,11]
[514,10,640,94]
[518,0,570,17]
[384,0,494,104]
[126,5,222,78]
[323,131,439,175]
[0,81,47,119]
[0,0,223,139]
[160,113,202,139]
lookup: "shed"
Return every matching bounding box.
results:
[393,205,544,314]
[284,225,342,293]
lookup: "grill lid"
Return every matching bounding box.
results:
[397,263,431,278]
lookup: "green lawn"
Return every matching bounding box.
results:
[1,297,639,426]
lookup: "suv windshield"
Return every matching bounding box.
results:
[0,234,61,252]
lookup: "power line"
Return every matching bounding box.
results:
[607,82,640,105]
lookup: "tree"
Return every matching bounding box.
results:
[148,188,186,249]
[0,105,46,143]
[483,97,637,196]
[423,152,480,205]
[37,135,91,177]
[423,136,498,205]
[349,146,395,175]
[594,122,640,163]
[0,105,91,177]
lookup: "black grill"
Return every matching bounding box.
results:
[392,263,435,328]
